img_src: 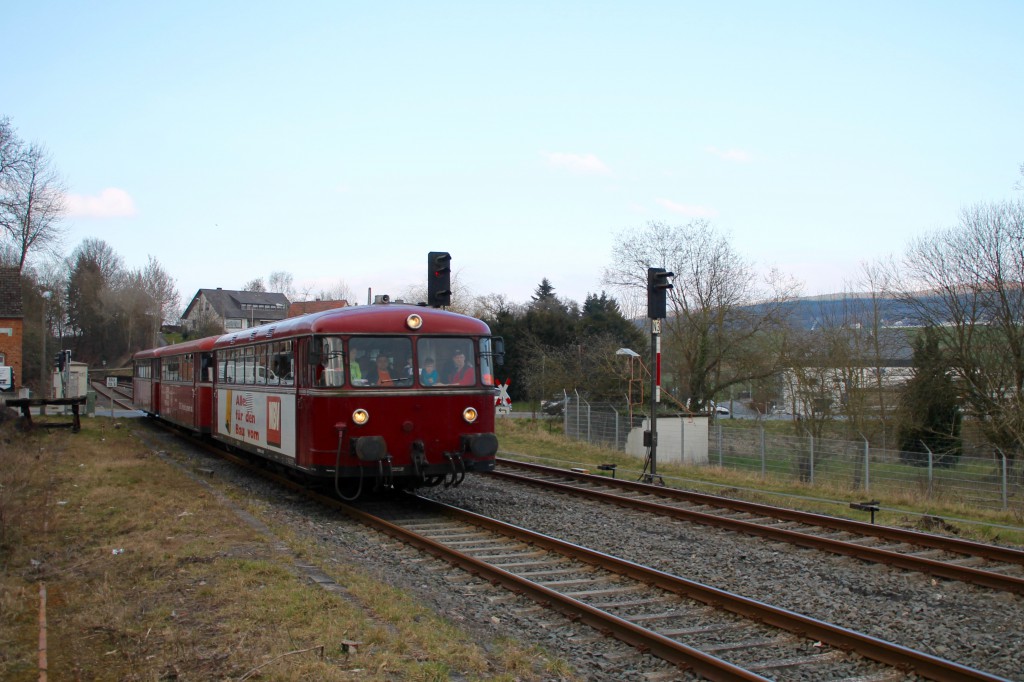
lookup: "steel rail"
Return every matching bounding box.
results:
[401,496,1010,682]
[346,500,771,681]
[493,459,1024,594]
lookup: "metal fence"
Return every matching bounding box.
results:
[560,394,1024,512]
[562,393,645,452]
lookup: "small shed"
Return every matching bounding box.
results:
[53,361,89,399]
[625,414,709,465]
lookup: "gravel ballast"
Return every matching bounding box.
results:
[158,430,1023,681]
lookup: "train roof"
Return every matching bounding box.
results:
[212,303,492,350]
[133,335,220,361]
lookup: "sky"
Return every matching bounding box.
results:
[3,1,1023,312]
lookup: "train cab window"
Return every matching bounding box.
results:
[349,337,413,388]
[314,336,346,387]
[416,338,480,387]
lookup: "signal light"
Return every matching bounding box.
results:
[647,267,674,319]
[54,350,70,371]
[427,251,451,307]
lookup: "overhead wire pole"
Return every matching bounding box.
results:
[645,267,674,484]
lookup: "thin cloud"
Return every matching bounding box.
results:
[656,198,719,218]
[543,152,611,175]
[65,188,137,218]
[705,146,752,163]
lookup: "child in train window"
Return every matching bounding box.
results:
[420,357,438,386]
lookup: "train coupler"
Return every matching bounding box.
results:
[443,452,466,488]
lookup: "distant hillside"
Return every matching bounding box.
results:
[779,294,924,330]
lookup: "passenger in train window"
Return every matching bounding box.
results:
[420,357,438,386]
[368,353,395,386]
[446,348,475,385]
[348,353,363,384]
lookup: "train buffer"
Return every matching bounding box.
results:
[4,396,88,433]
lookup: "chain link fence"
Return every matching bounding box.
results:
[559,394,1024,512]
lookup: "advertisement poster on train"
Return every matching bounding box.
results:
[218,389,296,458]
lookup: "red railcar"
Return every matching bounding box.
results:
[152,336,219,433]
[133,302,502,496]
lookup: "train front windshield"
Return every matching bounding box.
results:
[345,336,495,388]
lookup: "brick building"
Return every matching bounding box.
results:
[0,268,24,394]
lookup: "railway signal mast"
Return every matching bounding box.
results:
[427,251,452,308]
[646,267,674,484]
[53,349,71,398]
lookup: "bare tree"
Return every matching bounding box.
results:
[0,117,28,184]
[267,270,295,298]
[73,238,125,282]
[140,256,181,325]
[892,199,1024,468]
[1,142,66,270]
[604,220,799,412]
[242,277,265,292]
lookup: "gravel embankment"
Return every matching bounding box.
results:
[159,431,1023,681]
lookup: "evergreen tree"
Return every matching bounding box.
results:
[578,291,644,349]
[897,327,962,467]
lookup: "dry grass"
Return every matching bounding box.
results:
[0,415,578,681]
[496,418,1024,546]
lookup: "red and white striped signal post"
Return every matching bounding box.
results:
[646,267,674,484]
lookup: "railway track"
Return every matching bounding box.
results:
[151,426,1011,681]
[359,495,1010,682]
[490,458,1024,595]
[89,380,136,410]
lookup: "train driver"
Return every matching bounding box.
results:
[446,348,475,385]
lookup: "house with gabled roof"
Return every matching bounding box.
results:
[287,299,349,317]
[181,288,291,334]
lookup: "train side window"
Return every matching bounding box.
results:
[220,348,238,383]
[477,338,495,387]
[254,345,269,384]
[242,346,255,385]
[271,341,293,385]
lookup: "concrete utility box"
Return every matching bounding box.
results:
[625,415,709,465]
[52,361,89,399]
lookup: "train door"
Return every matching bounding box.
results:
[295,337,316,466]
[196,352,214,432]
[151,358,162,415]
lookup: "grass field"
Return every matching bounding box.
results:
[0,416,575,681]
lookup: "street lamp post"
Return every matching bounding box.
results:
[40,291,52,392]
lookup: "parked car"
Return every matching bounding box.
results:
[541,395,567,416]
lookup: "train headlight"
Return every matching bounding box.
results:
[406,314,423,330]
[352,409,369,425]
[462,407,478,424]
